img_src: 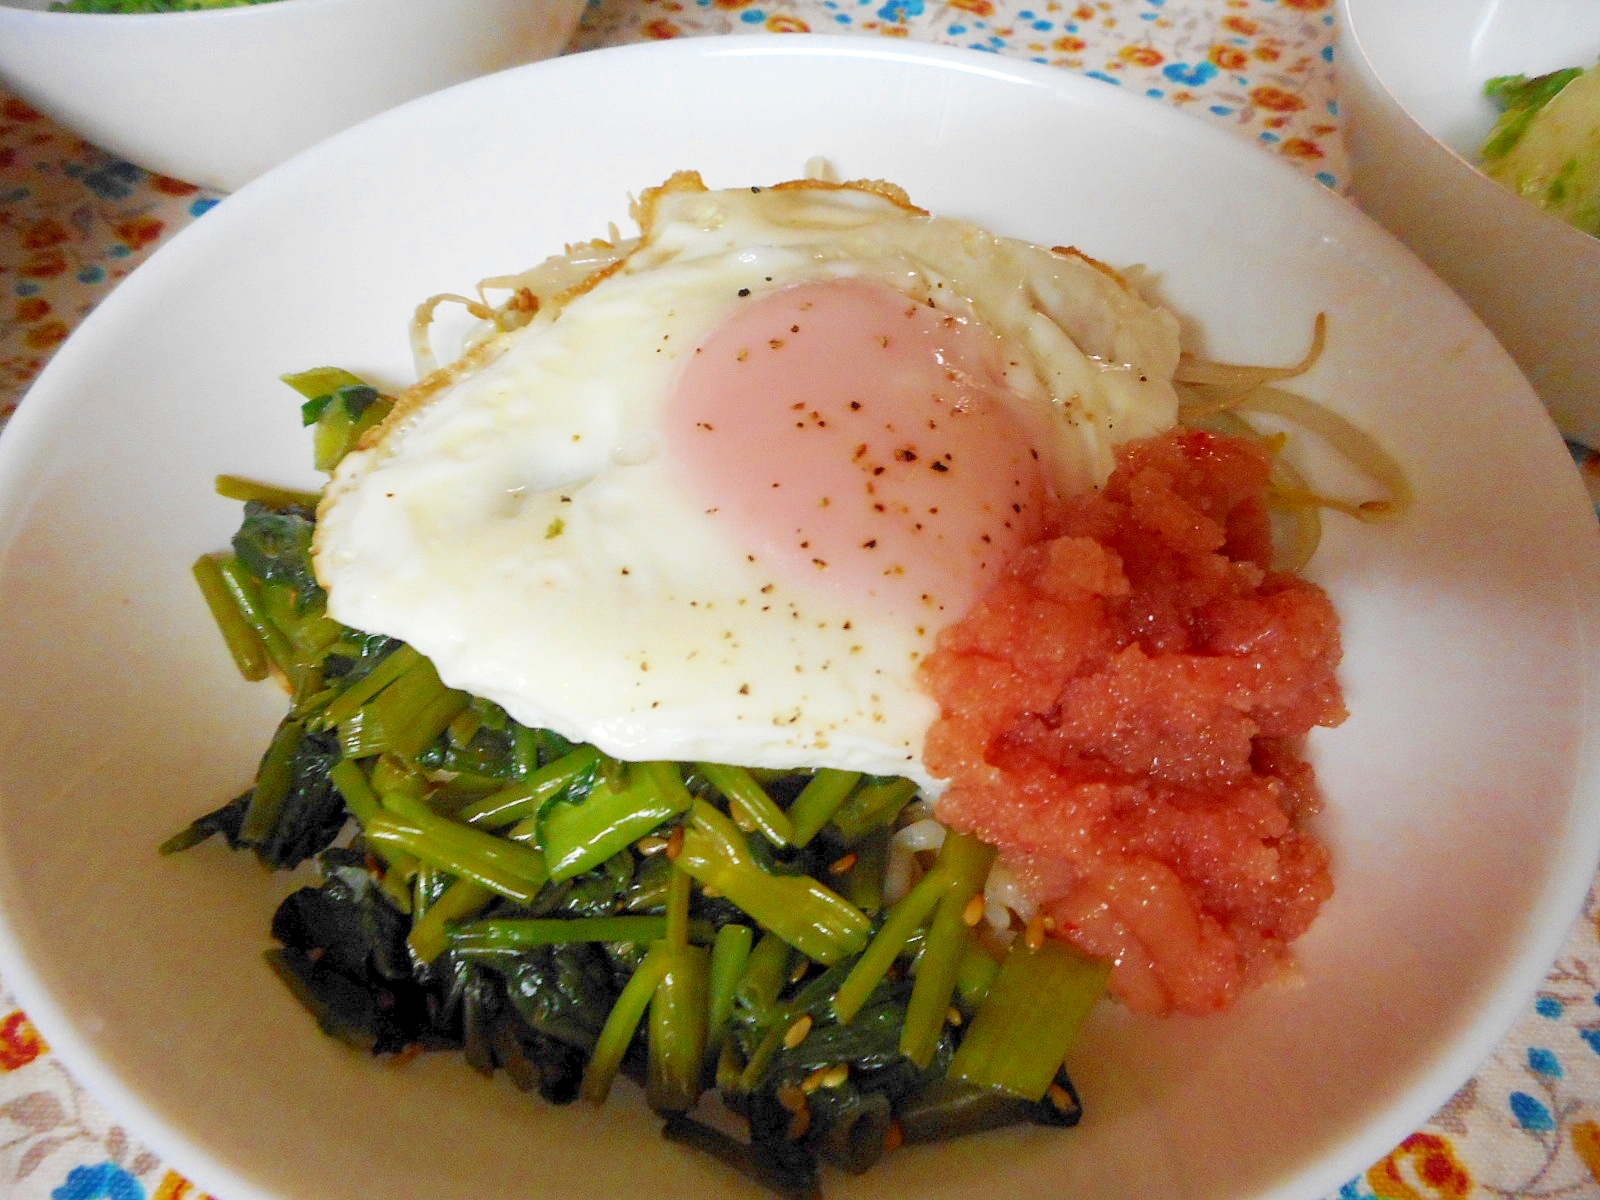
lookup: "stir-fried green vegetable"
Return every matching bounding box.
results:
[165,369,1107,1196]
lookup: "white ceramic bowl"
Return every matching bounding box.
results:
[0,0,586,192]
[2,35,1600,1200]
[1338,0,1600,447]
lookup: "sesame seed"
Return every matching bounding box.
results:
[1025,912,1048,951]
[802,1063,850,1093]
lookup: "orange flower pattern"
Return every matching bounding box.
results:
[1367,1133,1473,1200]
[152,1170,219,1200]
[1250,83,1307,111]
[1211,42,1248,71]
[0,1012,44,1070]
[1118,43,1163,68]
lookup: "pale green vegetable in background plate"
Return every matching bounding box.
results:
[1481,62,1600,236]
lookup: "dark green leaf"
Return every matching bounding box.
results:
[232,501,325,614]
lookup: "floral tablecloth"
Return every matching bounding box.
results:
[4,2,1600,1198]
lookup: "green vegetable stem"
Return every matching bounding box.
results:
[676,799,870,965]
[950,934,1111,1101]
[542,762,693,882]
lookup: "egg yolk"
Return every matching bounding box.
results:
[665,277,1051,623]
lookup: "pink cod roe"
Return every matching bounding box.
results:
[921,429,1343,1016]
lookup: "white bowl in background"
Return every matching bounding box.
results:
[1338,0,1600,447]
[0,0,586,192]
[1,36,1599,1200]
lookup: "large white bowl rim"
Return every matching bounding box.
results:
[1,34,1598,1200]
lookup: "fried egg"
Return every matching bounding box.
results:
[313,172,1181,789]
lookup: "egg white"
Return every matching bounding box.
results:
[313,172,1181,788]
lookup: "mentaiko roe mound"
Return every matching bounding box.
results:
[921,428,1343,1016]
